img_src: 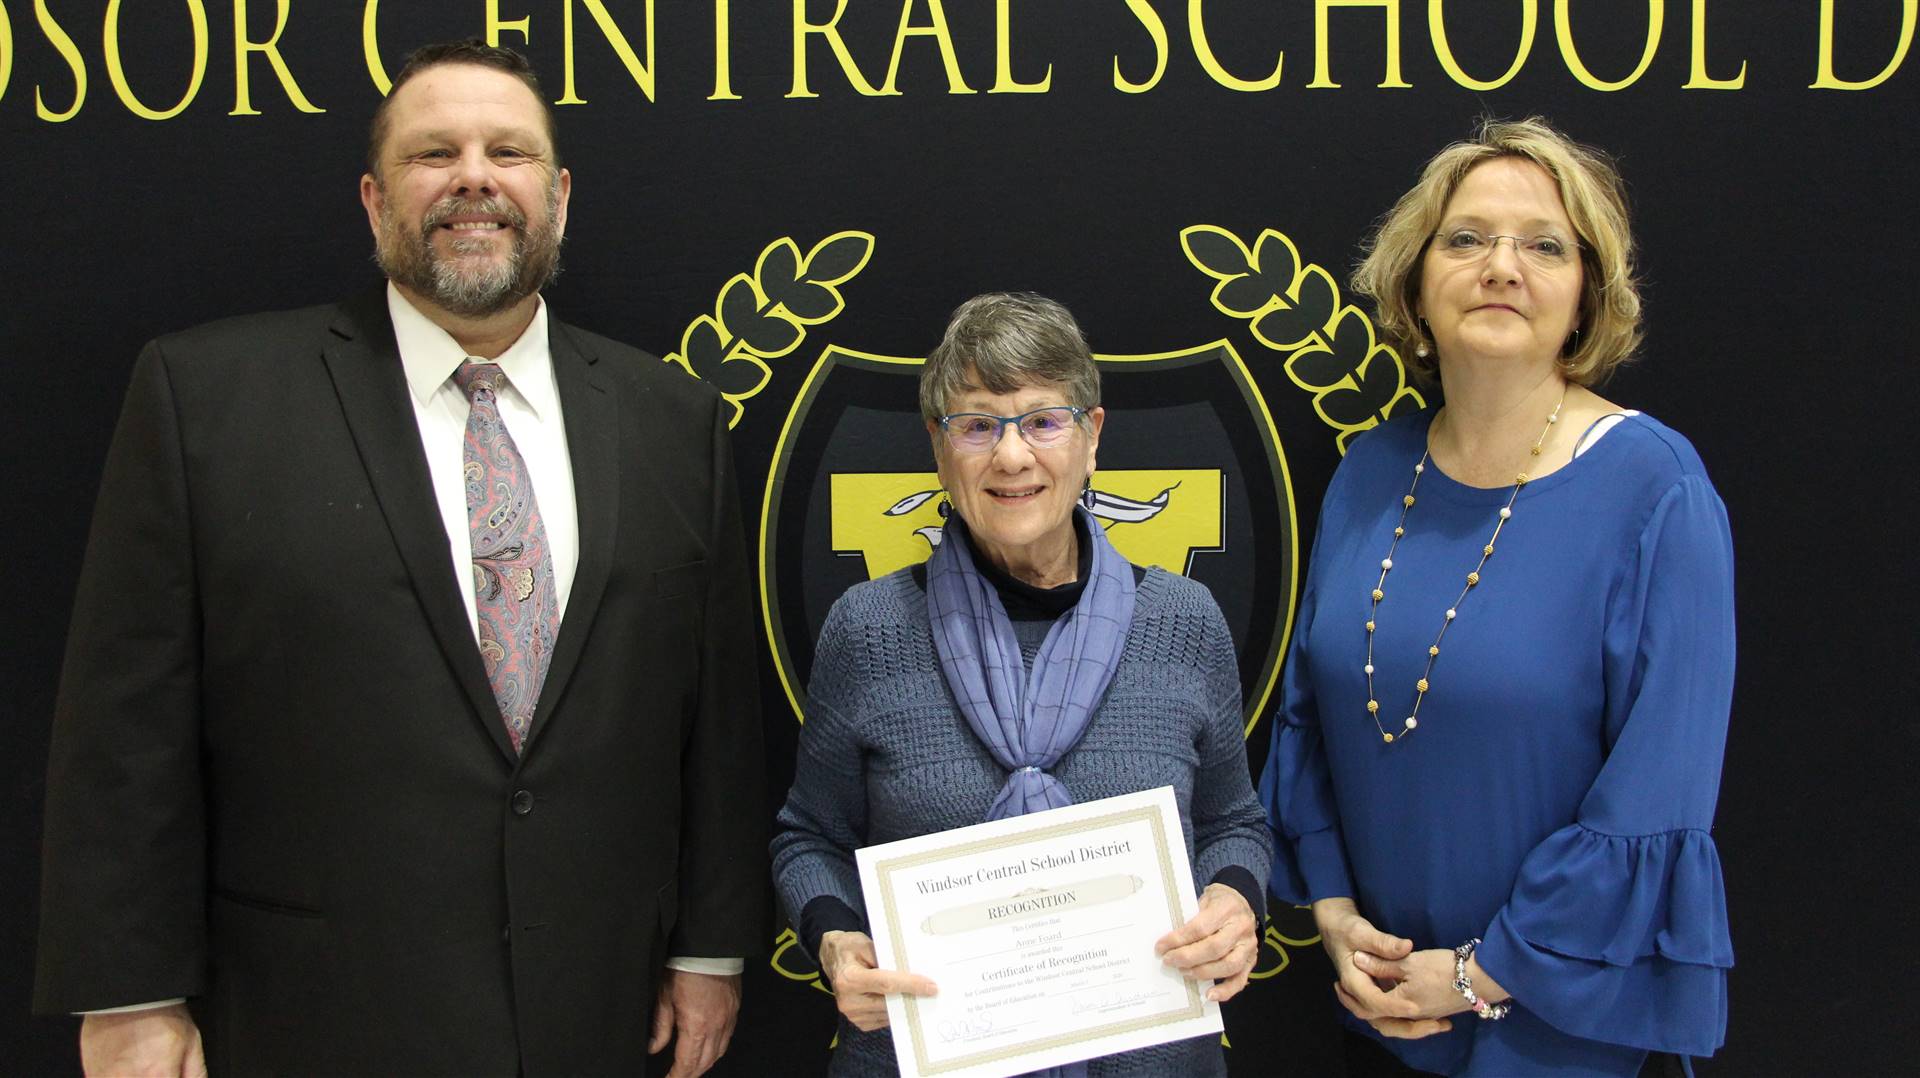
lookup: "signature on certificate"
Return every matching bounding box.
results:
[935,1014,996,1042]
[1068,986,1164,1015]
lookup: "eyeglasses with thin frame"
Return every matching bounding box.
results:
[1432,228,1580,269]
[937,406,1088,453]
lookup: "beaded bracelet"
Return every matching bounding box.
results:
[1452,938,1512,1021]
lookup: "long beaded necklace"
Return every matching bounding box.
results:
[1363,387,1566,744]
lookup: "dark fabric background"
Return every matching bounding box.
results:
[4,3,1913,1074]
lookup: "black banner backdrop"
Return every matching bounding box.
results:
[3,2,1914,1074]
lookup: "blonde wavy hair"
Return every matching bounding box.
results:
[1352,117,1642,386]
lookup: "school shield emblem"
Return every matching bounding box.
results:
[759,342,1298,735]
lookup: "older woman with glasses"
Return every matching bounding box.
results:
[1261,118,1734,1076]
[773,292,1271,1076]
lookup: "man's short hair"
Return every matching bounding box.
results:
[366,39,559,179]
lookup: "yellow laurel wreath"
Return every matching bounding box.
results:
[1182,226,1426,454]
[665,231,877,428]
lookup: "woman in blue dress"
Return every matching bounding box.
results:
[1260,118,1734,1076]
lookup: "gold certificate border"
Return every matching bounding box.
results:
[872,804,1204,1076]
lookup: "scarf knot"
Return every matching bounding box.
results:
[925,507,1137,824]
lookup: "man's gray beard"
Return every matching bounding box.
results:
[375,187,562,318]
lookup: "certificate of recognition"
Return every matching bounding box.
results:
[854,786,1221,1078]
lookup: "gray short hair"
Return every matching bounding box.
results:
[919,293,1101,423]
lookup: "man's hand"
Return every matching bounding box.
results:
[817,930,937,1032]
[1155,883,1260,1002]
[80,1003,205,1078]
[648,969,742,1078]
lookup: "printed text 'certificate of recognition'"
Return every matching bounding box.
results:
[855,786,1220,1078]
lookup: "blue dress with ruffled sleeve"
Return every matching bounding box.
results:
[1260,409,1734,1076]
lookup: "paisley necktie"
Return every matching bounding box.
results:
[452,360,558,754]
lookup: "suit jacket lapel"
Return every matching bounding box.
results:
[525,320,618,750]
[321,290,520,764]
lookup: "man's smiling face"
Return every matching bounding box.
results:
[360,62,571,318]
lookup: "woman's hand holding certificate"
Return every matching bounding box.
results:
[819,930,938,1032]
[1154,883,1259,1003]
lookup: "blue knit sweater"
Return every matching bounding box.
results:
[772,564,1273,1077]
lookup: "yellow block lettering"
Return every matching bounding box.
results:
[232,0,324,115]
[881,0,973,95]
[1310,0,1409,88]
[1430,0,1535,90]
[991,0,1049,92]
[711,0,739,100]
[1682,0,1745,88]
[1190,0,1284,91]
[0,0,14,104]
[104,0,209,120]
[1811,0,1915,89]
[558,0,657,105]
[363,0,390,95]
[1554,0,1663,91]
[789,0,884,97]
[488,0,530,46]
[1114,0,1169,93]
[34,0,87,121]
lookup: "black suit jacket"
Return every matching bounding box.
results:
[35,289,768,1075]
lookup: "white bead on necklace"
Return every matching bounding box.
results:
[1363,387,1567,745]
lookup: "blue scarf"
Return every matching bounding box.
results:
[925,506,1138,822]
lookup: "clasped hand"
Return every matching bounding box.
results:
[820,883,1259,1033]
[1312,897,1507,1040]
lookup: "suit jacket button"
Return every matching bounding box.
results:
[511,789,535,816]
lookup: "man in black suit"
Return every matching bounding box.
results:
[35,40,766,1076]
